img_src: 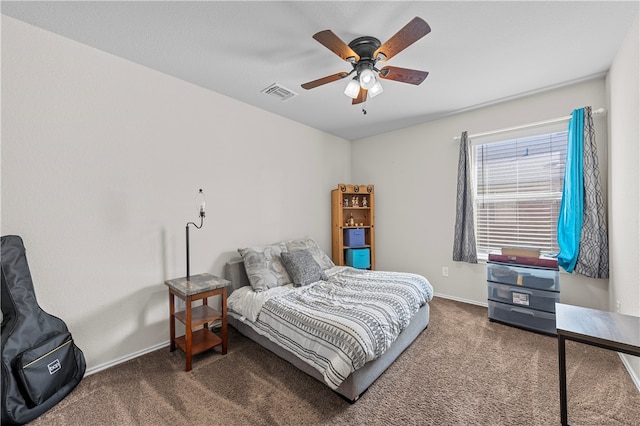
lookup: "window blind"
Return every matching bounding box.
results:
[471,128,568,258]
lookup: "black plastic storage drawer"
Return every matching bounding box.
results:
[487,262,559,291]
[487,281,559,313]
[488,300,556,335]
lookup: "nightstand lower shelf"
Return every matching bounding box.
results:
[174,328,223,355]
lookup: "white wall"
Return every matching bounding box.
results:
[606,14,640,383]
[1,16,350,371]
[351,79,610,310]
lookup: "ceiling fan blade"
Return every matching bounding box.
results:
[352,88,368,105]
[378,66,429,85]
[301,72,349,90]
[313,30,360,62]
[374,17,431,62]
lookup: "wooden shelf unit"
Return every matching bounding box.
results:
[331,184,375,269]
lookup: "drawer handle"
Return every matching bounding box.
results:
[510,307,535,316]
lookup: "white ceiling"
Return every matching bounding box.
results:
[2,1,638,141]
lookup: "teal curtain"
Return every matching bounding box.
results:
[557,108,584,273]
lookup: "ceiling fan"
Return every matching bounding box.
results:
[301,17,431,106]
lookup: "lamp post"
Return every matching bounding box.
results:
[185,189,206,281]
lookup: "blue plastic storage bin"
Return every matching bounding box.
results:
[344,229,365,247]
[346,248,370,269]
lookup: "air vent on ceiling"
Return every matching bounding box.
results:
[261,83,298,102]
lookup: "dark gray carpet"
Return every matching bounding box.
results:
[31,297,639,425]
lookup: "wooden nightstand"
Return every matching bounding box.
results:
[165,273,230,371]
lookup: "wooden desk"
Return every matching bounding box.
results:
[165,273,230,371]
[556,303,640,426]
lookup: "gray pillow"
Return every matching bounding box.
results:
[284,237,335,270]
[281,249,328,287]
[238,242,291,292]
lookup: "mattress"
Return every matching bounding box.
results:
[224,260,433,402]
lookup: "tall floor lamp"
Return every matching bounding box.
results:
[186,189,206,281]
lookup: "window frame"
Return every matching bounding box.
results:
[469,122,568,261]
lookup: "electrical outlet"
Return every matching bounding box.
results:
[616,300,621,313]
[442,267,449,277]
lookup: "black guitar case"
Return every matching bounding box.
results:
[1,235,86,425]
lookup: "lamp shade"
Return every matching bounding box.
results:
[196,189,206,217]
[344,79,360,98]
[359,69,376,90]
[369,81,384,98]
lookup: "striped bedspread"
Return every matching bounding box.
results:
[245,268,433,389]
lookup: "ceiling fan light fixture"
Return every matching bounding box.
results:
[344,79,360,98]
[301,17,431,106]
[359,68,376,90]
[369,81,384,98]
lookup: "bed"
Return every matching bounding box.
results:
[223,238,433,402]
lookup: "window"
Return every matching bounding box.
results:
[471,124,568,259]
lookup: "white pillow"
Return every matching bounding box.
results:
[284,237,335,270]
[237,242,291,292]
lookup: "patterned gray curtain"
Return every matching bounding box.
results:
[574,107,609,278]
[453,131,477,263]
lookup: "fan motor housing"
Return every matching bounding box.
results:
[348,36,381,61]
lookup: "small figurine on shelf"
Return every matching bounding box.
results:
[344,197,349,207]
[362,197,368,208]
[352,196,359,207]
[348,214,355,227]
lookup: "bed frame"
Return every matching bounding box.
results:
[223,259,430,402]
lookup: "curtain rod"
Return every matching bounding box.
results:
[453,107,606,141]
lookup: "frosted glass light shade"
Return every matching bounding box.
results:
[369,81,384,98]
[359,69,376,90]
[344,79,360,98]
[196,189,206,217]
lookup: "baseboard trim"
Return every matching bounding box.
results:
[85,341,170,376]
[434,292,488,308]
[618,353,640,392]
